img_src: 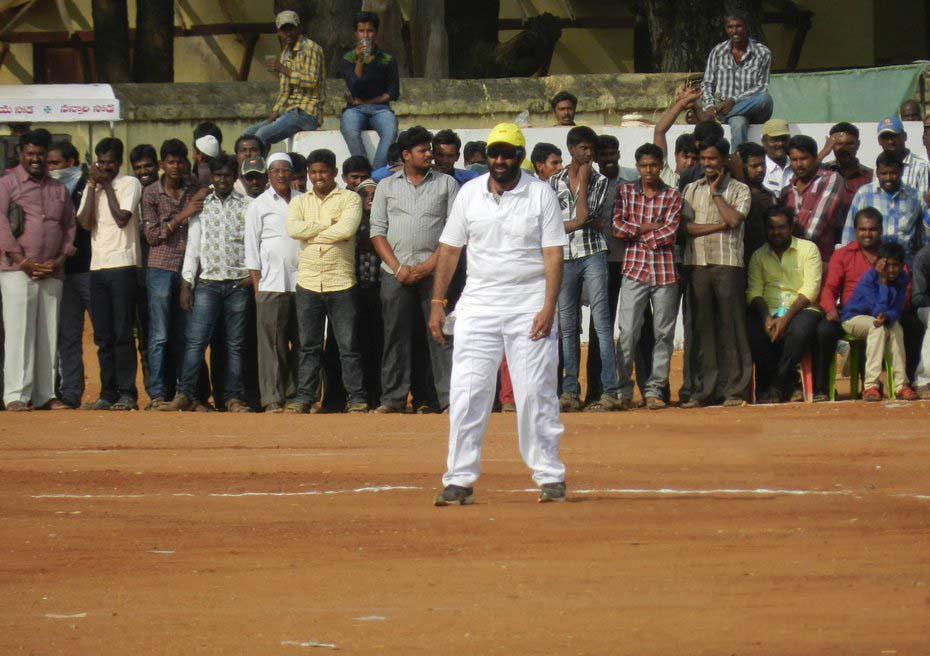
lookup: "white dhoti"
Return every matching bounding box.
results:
[442,310,565,488]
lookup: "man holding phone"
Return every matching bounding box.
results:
[338,11,400,169]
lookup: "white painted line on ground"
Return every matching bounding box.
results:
[45,613,87,619]
[281,639,337,649]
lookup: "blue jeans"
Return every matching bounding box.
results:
[244,108,319,148]
[722,92,773,149]
[294,285,366,407]
[146,268,187,401]
[340,104,398,170]
[558,251,619,398]
[177,280,250,401]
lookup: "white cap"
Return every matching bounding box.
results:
[266,152,293,168]
[276,10,300,29]
[194,135,220,158]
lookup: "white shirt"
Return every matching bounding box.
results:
[762,155,792,196]
[78,174,142,270]
[245,187,302,292]
[439,171,567,316]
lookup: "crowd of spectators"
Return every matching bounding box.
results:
[1,10,929,414]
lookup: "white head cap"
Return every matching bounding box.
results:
[194,135,220,158]
[266,152,293,168]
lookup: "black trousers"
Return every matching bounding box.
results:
[748,309,820,396]
[89,266,138,402]
[690,265,752,402]
[814,318,844,395]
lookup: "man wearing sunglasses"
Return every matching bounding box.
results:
[428,124,568,506]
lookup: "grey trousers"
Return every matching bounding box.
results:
[256,291,299,408]
[380,272,452,409]
[57,271,92,407]
[617,276,679,400]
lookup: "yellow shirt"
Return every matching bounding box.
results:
[747,236,822,314]
[286,186,361,293]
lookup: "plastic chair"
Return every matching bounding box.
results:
[827,335,896,401]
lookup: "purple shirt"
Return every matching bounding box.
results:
[0,165,76,277]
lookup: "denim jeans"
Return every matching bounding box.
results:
[558,251,619,398]
[177,280,250,402]
[339,104,398,169]
[90,266,138,402]
[294,285,366,407]
[722,92,773,150]
[617,277,679,400]
[146,268,187,401]
[244,108,319,148]
[57,271,92,407]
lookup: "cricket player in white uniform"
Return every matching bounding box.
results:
[428,123,568,505]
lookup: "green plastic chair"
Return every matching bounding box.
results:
[827,335,896,401]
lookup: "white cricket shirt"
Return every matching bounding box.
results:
[439,171,567,316]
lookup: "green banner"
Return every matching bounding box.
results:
[769,63,925,123]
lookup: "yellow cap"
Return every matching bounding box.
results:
[762,118,790,137]
[486,123,526,149]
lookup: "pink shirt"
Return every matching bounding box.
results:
[0,165,76,277]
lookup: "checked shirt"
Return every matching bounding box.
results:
[549,167,609,260]
[612,180,681,287]
[701,38,772,108]
[779,169,844,261]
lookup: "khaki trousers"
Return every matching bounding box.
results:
[841,315,907,391]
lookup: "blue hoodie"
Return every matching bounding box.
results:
[840,267,910,324]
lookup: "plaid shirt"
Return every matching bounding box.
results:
[141,177,202,272]
[840,181,927,251]
[272,36,325,122]
[779,169,844,261]
[701,38,771,108]
[549,167,608,260]
[612,180,681,287]
[682,174,751,267]
[901,150,930,201]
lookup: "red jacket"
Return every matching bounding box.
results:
[819,241,875,312]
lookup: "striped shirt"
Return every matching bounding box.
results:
[612,180,681,287]
[840,181,927,251]
[272,36,326,122]
[682,175,751,267]
[549,167,609,260]
[701,38,772,108]
[779,169,845,261]
[369,168,459,274]
[901,150,930,201]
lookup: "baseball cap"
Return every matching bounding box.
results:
[877,116,905,136]
[761,119,790,138]
[486,123,526,149]
[241,156,266,176]
[275,10,300,29]
[194,135,220,159]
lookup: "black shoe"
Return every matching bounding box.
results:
[538,482,566,503]
[434,485,474,506]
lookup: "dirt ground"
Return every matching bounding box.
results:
[1,331,930,654]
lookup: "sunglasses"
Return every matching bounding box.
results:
[486,145,520,160]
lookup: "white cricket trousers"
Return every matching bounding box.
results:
[442,311,565,488]
[0,271,63,406]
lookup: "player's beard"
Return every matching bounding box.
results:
[490,162,520,185]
